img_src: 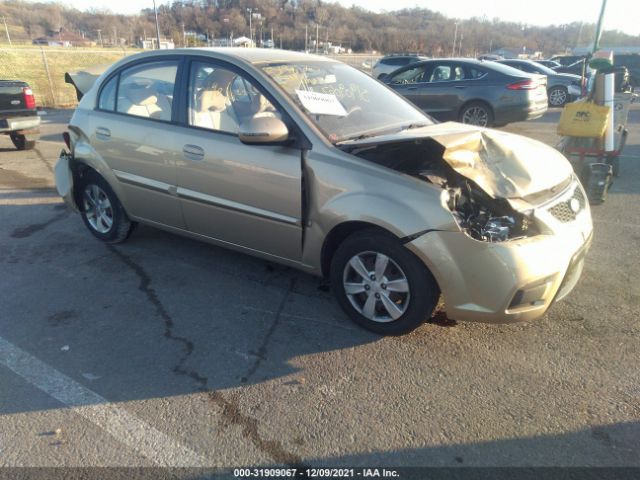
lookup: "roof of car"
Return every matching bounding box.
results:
[137,47,336,65]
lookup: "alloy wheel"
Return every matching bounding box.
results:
[549,88,567,106]
[342,251,411,323]
[462,106,489,126]
[82,184,114,234]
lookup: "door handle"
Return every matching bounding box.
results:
[96,127,111,139]
[407,87,418,91]
[183,144,204,161]
[454,85,466,89]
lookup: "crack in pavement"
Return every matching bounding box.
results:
[242,277,296,383]
[10,207,69,239]
[34,147,55,174]
[109,245,304,467]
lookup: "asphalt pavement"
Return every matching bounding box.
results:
[0,107,638,471]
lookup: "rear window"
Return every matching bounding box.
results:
[383,57,412,66]
[484,61,533,77]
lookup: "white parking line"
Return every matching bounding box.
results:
[0,335,211,467]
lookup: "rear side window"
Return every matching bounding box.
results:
[465,66,487,79]
[115,61,178,122]
[98,75,117,111]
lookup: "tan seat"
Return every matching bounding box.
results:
[118,84,171,120]
[193,89,238,132]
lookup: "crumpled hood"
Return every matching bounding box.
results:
[342,122,573,200]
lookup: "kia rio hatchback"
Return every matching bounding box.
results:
[56,48,593,335]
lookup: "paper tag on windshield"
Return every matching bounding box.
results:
[295,90,347,117]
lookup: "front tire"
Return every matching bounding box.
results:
[330,230,440,335]
[78,170,134,244]
[459,102,494,127]
[548,86,568,107]
[10,133,36,150]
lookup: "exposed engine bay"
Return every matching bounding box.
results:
[343,138,539,242]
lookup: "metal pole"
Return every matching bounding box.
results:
[316,23,319,54]
[247,8,253,46]
[592,0,608,54]
[153,0,161,50]
[2,16,12,46]
[451,22,458,57]
[40,48,56,107]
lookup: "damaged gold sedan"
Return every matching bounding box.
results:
[56,49,592,335]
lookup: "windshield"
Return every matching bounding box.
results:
[260,61,432,142]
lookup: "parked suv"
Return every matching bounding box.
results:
[56,49,592,335]
[372,54,428,79]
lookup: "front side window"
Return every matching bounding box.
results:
[188,61,281,134]
[261,61,432,143]
[389,66,426,84]
[429,65,452,82]
[115,61,178,122]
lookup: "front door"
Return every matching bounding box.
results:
[172,60,303,261]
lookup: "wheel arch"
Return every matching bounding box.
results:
[320,221,397,279]
[458,99,494,124]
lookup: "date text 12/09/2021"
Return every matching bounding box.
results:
[234,468,400,478]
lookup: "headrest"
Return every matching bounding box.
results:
[200,90,227,111]
[124,84,158,106]
[204,69,235,90]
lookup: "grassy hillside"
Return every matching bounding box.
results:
[0,47,139,107]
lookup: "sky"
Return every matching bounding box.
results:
[38,0,640,36]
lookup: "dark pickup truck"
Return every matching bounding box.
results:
[0,80,40,150]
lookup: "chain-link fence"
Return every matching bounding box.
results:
[326,53,381,75]
[0,48,381,108]
[0,47,139,108]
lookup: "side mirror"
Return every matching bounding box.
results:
[238,116,289,145]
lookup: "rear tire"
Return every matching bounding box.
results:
[10,133,36,150]
[548,86,568,107]
[459,102,494,127]
[330,229,440,335]
[78,170,135,244]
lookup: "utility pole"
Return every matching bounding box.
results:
[451,22,458,57]
[182,22,185,47]
[316,23,319,54]
[2,16,11,46]
[97,29,103,47]
[153,0,161,49]
[305,24,308,52]
[246,8,253,46]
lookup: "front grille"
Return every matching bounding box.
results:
[548,186,586,223]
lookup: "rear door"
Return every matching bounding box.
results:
[89,59,185,228]
[393,61,465,121]
[170,59,304,261]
